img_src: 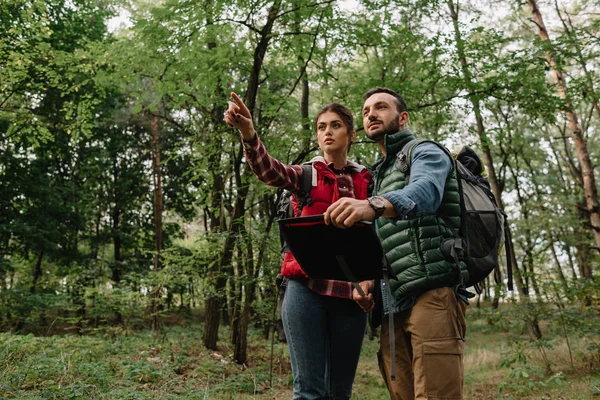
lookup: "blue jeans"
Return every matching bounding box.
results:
[282,279,367,400]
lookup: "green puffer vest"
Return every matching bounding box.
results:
[372,129,469,303]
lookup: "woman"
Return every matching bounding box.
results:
[224,92,371,400]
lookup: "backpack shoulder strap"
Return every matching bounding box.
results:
[298,163,313,194]
[398,138,455,181]
[295,163,314,215]
[398,138,428,173]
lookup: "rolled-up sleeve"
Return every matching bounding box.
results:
[381,143,452,219]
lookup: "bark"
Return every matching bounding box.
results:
[111,156,122,284]
[503,140,549,298]
[30,248,45,294]
[548,232,570,296]
[564,243,578,281]
[150,113,163,330]
[234,198,279,364]
[90,214,100,260]
[245,1,282,115]
[203,1,281,350]
[575,204,594,280]
[202,120,226,347]
[233,226,255,364]
[527,0,600,262]
[448,0,540,336]
[151,114,163,270]
[110,152,124,323]
[202,143,227,348]
[201,1,228,349]
[519,146,571,297]
[448,0,513,298]
[547,137,593,280]
[508,158,542,300]
[230,245,243,345]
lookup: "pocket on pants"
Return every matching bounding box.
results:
[423,339,464,399]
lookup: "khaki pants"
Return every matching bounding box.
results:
[378,287,467,400]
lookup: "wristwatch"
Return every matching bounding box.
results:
[367,196,386,218]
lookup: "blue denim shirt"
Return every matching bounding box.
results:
[381,142,452,219]
[378,142,453,313]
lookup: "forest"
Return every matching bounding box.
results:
[1,0,599,398]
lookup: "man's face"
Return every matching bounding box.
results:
[362,93,408,142]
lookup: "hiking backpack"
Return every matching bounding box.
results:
[273,163,313,343]
[276,163,314,253]
[398,139,514,293]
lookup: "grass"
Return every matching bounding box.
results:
[1,305,599,399]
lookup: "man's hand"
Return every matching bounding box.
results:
[224,92,255,141]
[324,197,375,228]
[353,280,375,313]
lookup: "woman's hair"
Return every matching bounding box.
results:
[314,103,355,153]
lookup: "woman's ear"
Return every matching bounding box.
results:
[350,130,357,142]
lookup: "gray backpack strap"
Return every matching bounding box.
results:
[295,163,314,216]
[398,138,455,184]
[397,138,428,175]
[299,163,313,193]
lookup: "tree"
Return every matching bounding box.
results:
[525,0,600,270]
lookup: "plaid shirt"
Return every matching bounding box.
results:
[243,134,358,300]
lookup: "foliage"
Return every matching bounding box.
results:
[1,0,600,387]
[1,310,599,399]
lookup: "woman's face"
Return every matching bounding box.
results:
[316,111,356,155]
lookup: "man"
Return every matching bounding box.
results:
[324,87,468,400]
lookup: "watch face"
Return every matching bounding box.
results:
[371,197,385,209]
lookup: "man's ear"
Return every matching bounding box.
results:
[398,111,409,129]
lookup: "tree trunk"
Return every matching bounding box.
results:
[202,128,226,348]
[508,161,543,301]
[448,0,540,337]
[202,0,229,346]
[233,199,279,364]
[526,0,600,263]
[575,204,594,280]
[447,0,509,294]
[203,0,281,350]
[30,248,45,294]
[564,243,578,281]
[234,227,255,364]
[151,114,163,270]
[112,182,122,284]
[90,214,100,260]
[547,137,593,280]
[519,146,571,298]
[548,232,570,297]
[230,244,243,345]
[150,113,163,330]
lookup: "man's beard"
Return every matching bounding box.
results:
[366,118,400,142]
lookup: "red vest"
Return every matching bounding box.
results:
[280,162,373,279]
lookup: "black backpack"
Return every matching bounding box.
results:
[274,163,313,343]
[398,139,514,293]
[276,163,314,253]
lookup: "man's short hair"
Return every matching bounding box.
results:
[363,87,408,113]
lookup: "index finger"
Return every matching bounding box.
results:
[230,92,250,115]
